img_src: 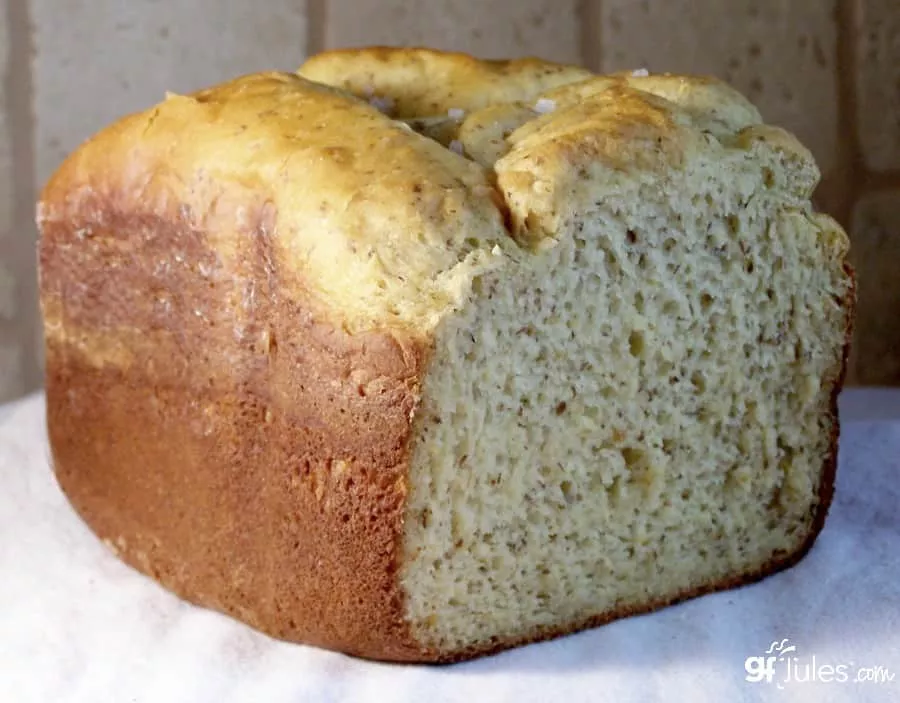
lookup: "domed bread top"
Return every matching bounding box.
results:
[40,50,835,339]
[491,79,825,248]
[542,71,763,134]
[300,48,821,198]
[38,71,513,337]
[298,46,592,118]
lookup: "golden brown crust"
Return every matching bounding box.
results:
[38,70,511,337]
[298,46,592,118]
[39,193,435,662]
[540,72,763,134]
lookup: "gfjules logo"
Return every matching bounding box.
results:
[745,638,895,690]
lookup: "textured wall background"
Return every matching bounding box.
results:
[0,0,897,401]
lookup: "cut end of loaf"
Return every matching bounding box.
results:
[399,126,852,654]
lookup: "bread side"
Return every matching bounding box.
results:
[41,292,428,661]
[37,71,486,662]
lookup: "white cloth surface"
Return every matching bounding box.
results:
[1,390,898,703]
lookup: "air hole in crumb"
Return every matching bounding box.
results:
[700,293,714,310]
[762,167,775,188]
[691,371,707,393]
[555,401,567,415]
[560,480,576,503]
[663,237,676,252]
[626,230,637,244]
[727,215,740,235]
[622,447,645,468]
[628,330,645,358]
[524,211,541,233]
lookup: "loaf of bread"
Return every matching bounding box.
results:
[38,47,854,663]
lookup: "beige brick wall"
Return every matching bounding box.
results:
[600,0,840,174]
[851,190,900,384]
[324,0,581,63]
[856,0,900,172]
[0,1,24,402]
[0,0,897,397]
[32,0,310,188]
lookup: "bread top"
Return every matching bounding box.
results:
[298,46,593,118]
[38,70,512,336]
[39,47,834,337]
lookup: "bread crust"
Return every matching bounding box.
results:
[298,46,592,118]
[40,196,436,662]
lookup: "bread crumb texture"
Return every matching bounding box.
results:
[40,47,853,659]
